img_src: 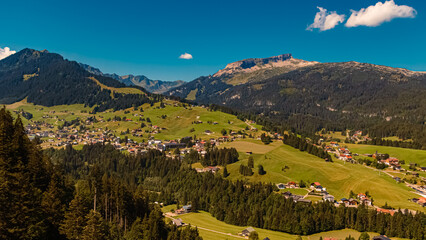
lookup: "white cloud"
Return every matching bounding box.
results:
[346,0,417,27]
[0,47,16,60]
[307,7,346,31]
[179,53,193,60]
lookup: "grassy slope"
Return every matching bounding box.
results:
[346,144,426,167]
[5,99,256,144]
[162,209,405,240]
[88,76,145,95]
[166,210,300,240]
[223,140,423,211]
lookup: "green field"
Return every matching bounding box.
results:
[6,99,261,144]
[223,140,423,211]
[168,210,300,240]
[164,210,405,240]
[346,144,426,167]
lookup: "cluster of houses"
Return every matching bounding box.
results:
[349,130,371,142]
[195,166,220,174]
[339,193,372,207]
[378,157,402,170]
[280,181,380,210]
[276,181,298,190]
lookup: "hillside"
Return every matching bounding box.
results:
[6,99,258,149]
[167,56,426,147]
[80,63,185,93]
[220,139,424,211]
[0,48,160,112]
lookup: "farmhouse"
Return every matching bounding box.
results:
[373,235,391,240]
[172,218,184,227]
[310,182,326,192]
[276,183,286,189]
[240,227,255,237]
[323,194,335,202]
[340,198,359,207]
[287,181,298,188]
[376,208,396,216]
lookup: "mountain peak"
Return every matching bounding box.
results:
[214,53,318,77]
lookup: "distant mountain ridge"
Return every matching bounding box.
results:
[80,63,184,93]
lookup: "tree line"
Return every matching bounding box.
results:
[283,133,332,160]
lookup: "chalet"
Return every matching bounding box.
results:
[417,197,426,207]
[276,183,286,189]
[310,182,326,192]
[297,198,312,204]
[323,194,335,202]
[158,142,186,151]
[282,191,293,199]
[393,177,402,182]
[373,235,391,240]
[172,218,184,227]
[182,205,192,212]
[287,181,298,188]
[205,166,220,174]
[240,227,255,237]
[376,208,396,216]
[341,198,359,207]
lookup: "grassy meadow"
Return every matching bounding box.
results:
[221,140,423,211]
[5,99,260,144]
[162,209,406,240]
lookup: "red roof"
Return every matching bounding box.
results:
[314,182,321,186]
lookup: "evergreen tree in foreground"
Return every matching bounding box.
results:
[0,107,49,239]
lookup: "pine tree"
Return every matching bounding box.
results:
[359,232,370,240]
[0,109,46,239]
[249,231,259,240]
[60,194,88,240]
[223,166,229,178]
[258,165,266,175]
[41,169,70,238]
[248,156,254,168]
[82,210,109,240]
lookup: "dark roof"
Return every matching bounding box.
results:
[373,235,391,240]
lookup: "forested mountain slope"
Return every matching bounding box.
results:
[167,57,426,147]
[0,49,162,112]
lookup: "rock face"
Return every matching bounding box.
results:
[214,53,317,77]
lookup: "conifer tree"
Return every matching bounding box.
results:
[0,109,46,239]
[60,194,88,240]
[223,166,229,178]
[248,156,254,168]
[82,210,109,240]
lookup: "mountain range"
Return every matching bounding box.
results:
[167,53,426,145]
[0,48,425,145]
[80,63,184,94]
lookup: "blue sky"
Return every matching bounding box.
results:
[1,0,425,81]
